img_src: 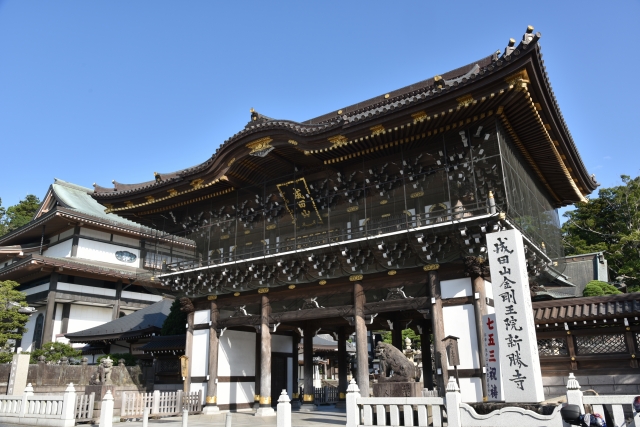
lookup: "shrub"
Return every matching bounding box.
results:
[583,280,622,297]
[97,353,138,366]
[29,342,82,364]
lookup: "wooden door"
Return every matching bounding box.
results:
[271,355,288,406]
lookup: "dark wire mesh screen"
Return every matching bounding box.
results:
[537,338,569,356]
[575,334,628,355]
[497,122,565,279]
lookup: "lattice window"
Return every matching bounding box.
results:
[155,359,180,374]
[575,334,627,355]
[537,338,569,356]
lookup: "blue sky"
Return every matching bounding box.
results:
[1,1,638,218]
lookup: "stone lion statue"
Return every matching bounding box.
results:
[376,341,416,382]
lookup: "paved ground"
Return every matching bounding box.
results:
[113,406,346,427]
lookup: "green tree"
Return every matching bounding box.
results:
[380,329,422,349]
[97,353,138,366]
[563,175,640,293]
[29,342,82,364]
[583,280,622,297]
[0,195,41,236]
[161,298,187,336]
[0,280,30,353]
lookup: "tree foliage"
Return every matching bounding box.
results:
[380,329,422,349]
[583,280,622,297]
[0,280,30,349]
[161,299,187,336]
[563,175,640,293]
[0,195,41,236]
[28,342,82,364]
[97,353,138,366]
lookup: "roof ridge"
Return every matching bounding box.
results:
[53,178,93,194]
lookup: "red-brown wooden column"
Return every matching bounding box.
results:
[203,300,220,414]
[255,294,275,416]
[428,268,448,394]
[354,281,369,396]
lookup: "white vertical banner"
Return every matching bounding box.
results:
[486,229,544,402]
[482,314,503,401]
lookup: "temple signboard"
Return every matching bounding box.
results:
[486,229,544,402]
[483,313,504,401]
[276,177,323,225]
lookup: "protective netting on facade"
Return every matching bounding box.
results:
[496,123,565,281]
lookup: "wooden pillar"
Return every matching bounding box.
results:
[254,331,261,408]
[42,272,59,345]
[206,300,219,408]
[184,311,194,394]
[391,323,403,350]
[258,294,272,408]
[60,304,71,335]
[70,225,80,257]
[421,321,434,390]
[624,329,639,369]
[354,281,369,396]
[337,327,348,403]
[471,275,488,399]
[428,269,448,394]
[111,281,122,320]
[302,323,315,408]
[292,332,300,403]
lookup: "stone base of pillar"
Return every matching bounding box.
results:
[299,403,317,412]
[202,405,220,415]
[254,407,276,417]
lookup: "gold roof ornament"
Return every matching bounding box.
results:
[246,137,274,157]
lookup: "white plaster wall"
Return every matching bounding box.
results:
[442,304,479,370]
[271,334,292,353]
[112,234,139,246]
[52,303,63,341]
[192,329,209,377]
[441,278,473,299]
[22,283,49,296]
[194,310,210,325]
[59,228,73,240]
[57,282,117,298]
[121,290,162,302]
[76,238,140,266]
[459,377,483,403]
[189,382,207,405]
[219,330,255,377]
[216,382,255,405]
[110,342,130,353]
[20,307,46,352]
[79,227,111,240]
[485,280,495,314]
[43,239,72,258]
[66,305,113,334]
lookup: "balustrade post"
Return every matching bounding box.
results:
[565,373,584,414]
[345,379,361,427]
[277,390,292,427]
[99,390,114,427]
[444,377,462,427]
[61,382,76,426]
[152,389,160,415]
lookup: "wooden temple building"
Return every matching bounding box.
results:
[89,26,601,409]
[0,179,171,358]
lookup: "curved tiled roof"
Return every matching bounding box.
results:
[92,26,598,208]
[532,293,640,324]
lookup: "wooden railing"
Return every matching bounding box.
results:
[74,392,95,422]
[121,390,202,419]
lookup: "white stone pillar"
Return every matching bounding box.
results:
[346,379,361,427]
[99,389,114,427]
[444,377,462,427]
[277,390,292,427]
[486,229,544,402]
[152,390,160,415]
[565,373,584,413]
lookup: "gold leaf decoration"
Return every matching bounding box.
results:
[388,270,397,276]
[410,191,424,198]
[423,264,440,271]
[349,274,363,282]
[328,135,349,149]
[207,295,217,301]
[258,288,269,294]
[319,280,327,285]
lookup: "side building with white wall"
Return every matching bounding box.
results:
[0,179,188,359]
